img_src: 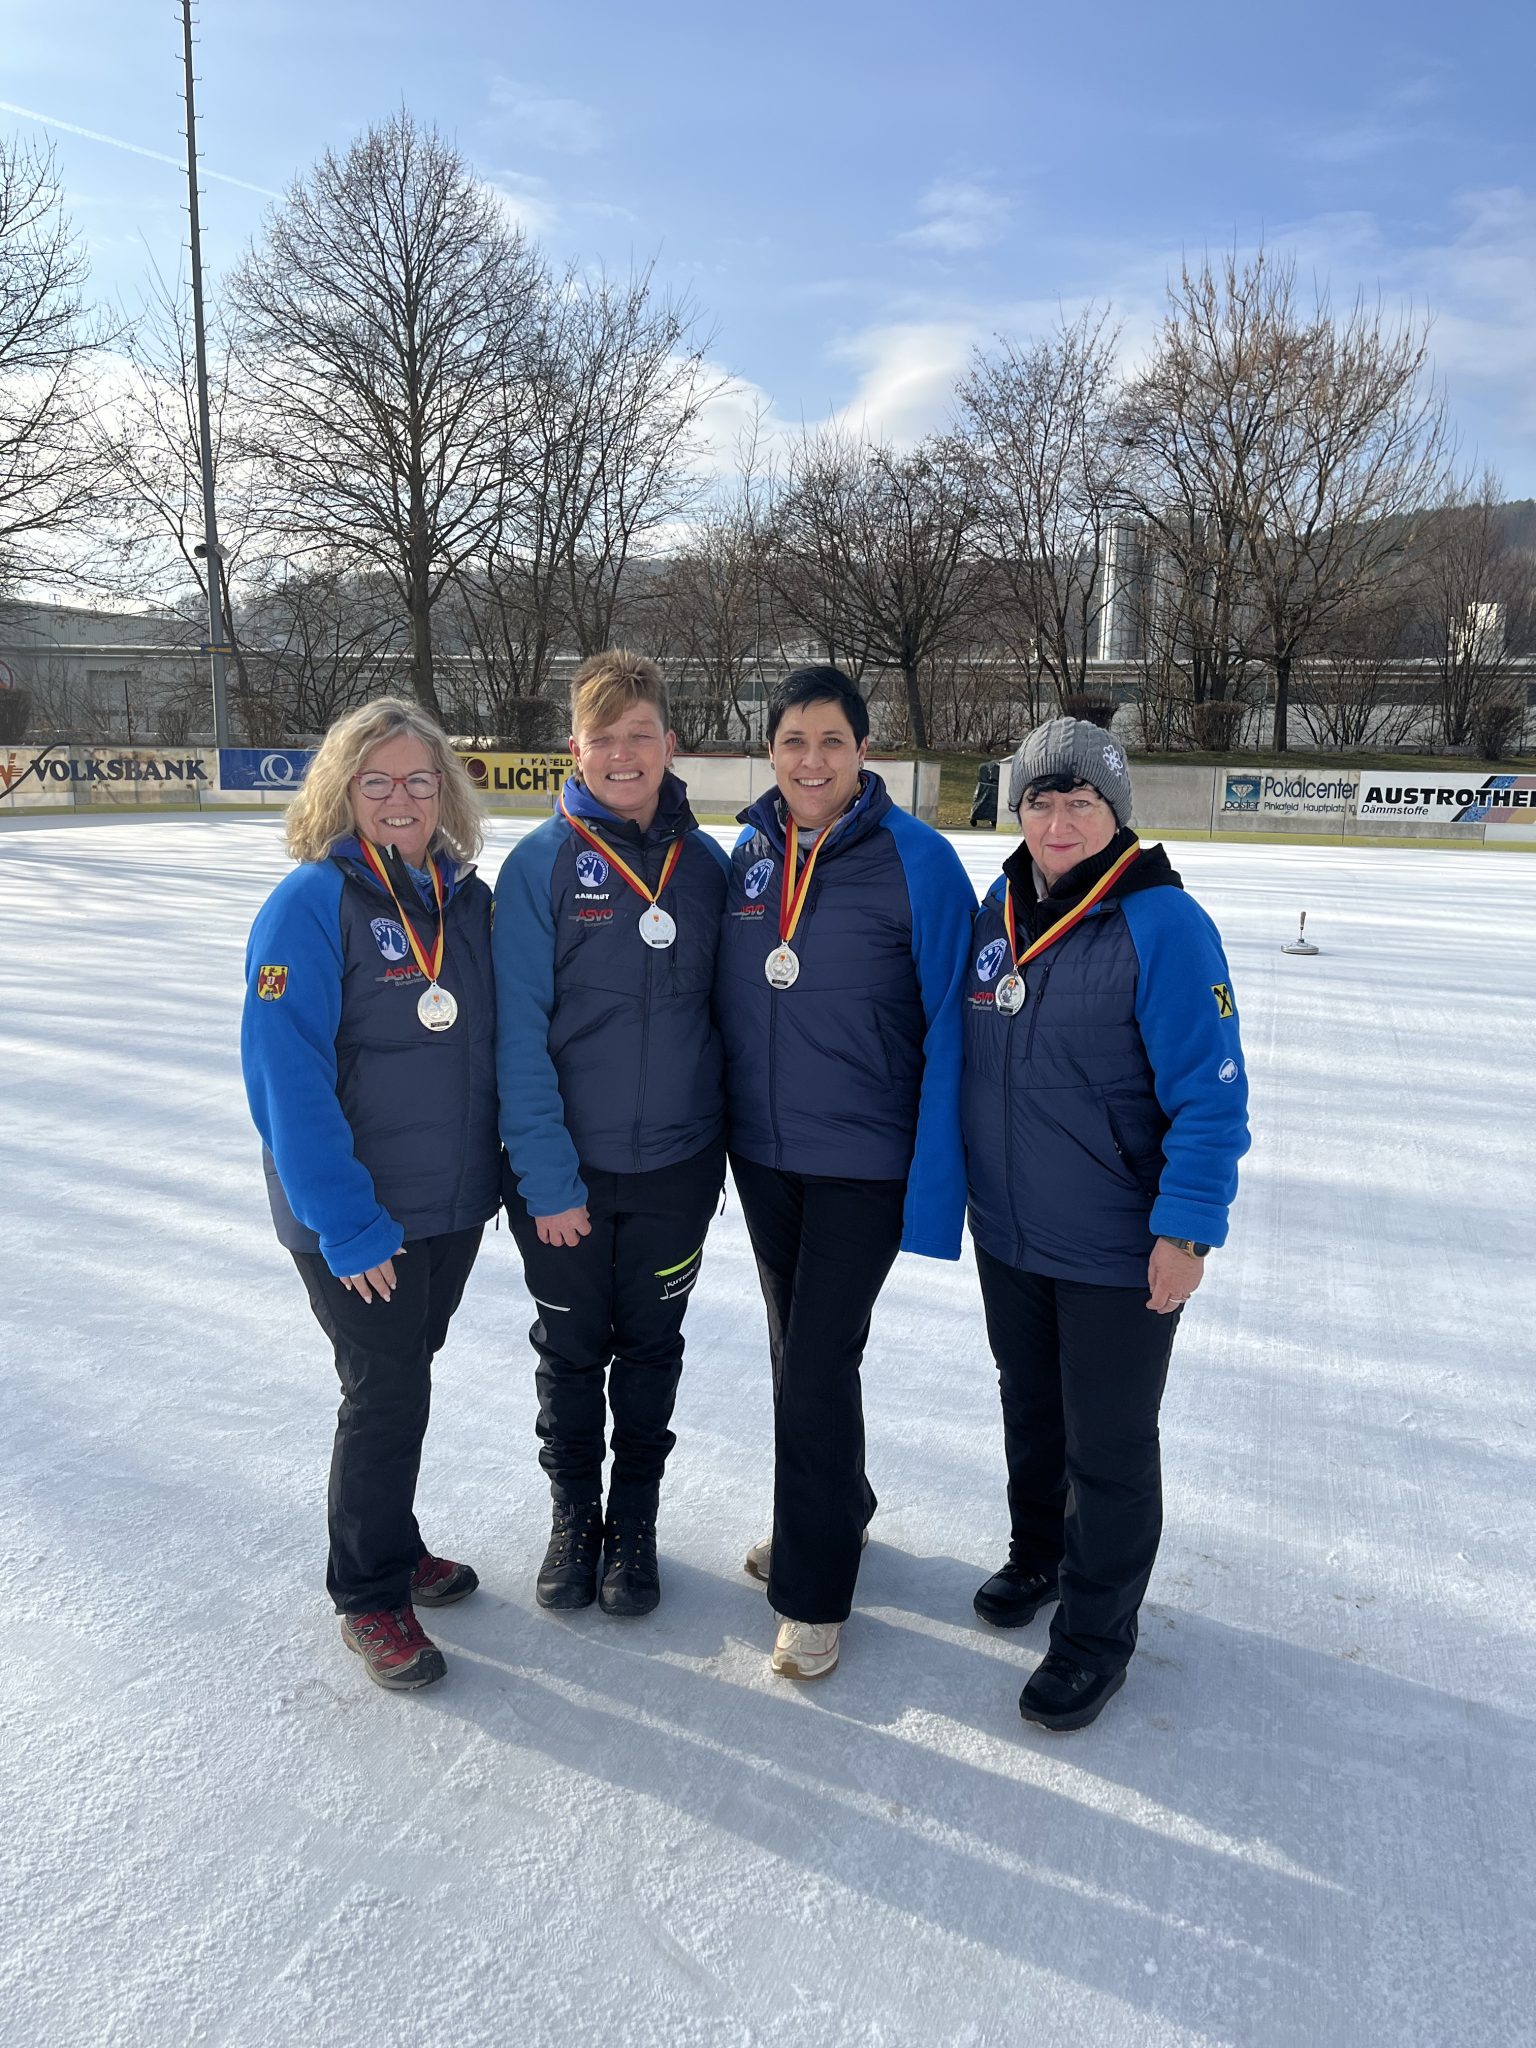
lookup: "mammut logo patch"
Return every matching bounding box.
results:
[1211,983,1234,1019]
[257,965,288,1000]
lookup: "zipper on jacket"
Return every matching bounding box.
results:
[632,847,657,1168]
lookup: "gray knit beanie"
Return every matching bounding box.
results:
[1007,716,1133,826]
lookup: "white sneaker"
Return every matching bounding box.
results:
[744,1523,869,1586]
[771,1616,842,1680]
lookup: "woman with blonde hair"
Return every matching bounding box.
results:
[242,697,499,1692]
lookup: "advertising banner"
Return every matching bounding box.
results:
[1221,768,1359,818]
[1356,772,1536,829]
[1,745,212,805]
[458,749,574,799]
[218,747,314,793]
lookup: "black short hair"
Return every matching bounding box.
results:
[767,664,870,747]
[1022,772,1111,805]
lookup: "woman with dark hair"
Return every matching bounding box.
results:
[963,717,1250,1730]
[717,665,975,1680]
[242,698,499,1693]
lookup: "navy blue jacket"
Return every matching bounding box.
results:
[242,840,500,1275]
[492,771,730,1218]
[717,773,976,1259]
[962,832,1250,1285]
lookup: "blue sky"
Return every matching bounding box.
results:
[6,0,1535,489]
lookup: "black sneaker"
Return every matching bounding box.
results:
[536,1500,603,1610]
[1019,1652,1126,1732]
[973,1560,1060,1629]
[599,1515,660,1617]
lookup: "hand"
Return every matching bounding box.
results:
[339,1255,400,1304]
[536,1206,591,1248]
[1147,1239,1203,1315]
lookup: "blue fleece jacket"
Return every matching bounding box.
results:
[492,771,730,1219]
[716,772,976,1260]
[241,840,499,1275]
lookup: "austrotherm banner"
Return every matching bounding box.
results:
[1356,773,1536,829]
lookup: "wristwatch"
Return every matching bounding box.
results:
[1160,1237,1211,1257]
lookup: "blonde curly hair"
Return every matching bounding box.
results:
[284,697,484,864]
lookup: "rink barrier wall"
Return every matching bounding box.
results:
[993,759,1536,847]
[0,745,941,824]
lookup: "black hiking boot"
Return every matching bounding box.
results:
[972,1559,1060,1629]
[599,1515,660,1617]
[1019,1652,1126,1732]
[536,1500,603,1610]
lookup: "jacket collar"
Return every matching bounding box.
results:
[333,835,465,910]
[563,768,697,848]
[1001,827,1180,938]
[739,769,892,856]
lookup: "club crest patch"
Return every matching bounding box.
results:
[575,849,609,889]
[370,917,410,962]
[744,857,775,900]
[256,964,288,1001]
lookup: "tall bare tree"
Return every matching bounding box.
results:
[765,430,987,749]
[230,112,542,720]
[957,306,1123,700]
[0,137,111,596]
[1414,472,1536,752]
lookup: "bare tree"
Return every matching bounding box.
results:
[230,112,542,720]
[1414,472,1536,752]
[0,137,111,596]
[765,430,987,749]
[237,565,405,739]
[957,306,1123,701]
[1295,578,1421,751]
[99,259,257,687]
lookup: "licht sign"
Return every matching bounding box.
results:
[1222,769,1360,818]
[218,748,315,792]
[457,750,575,797]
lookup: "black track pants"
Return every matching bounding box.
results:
[504,1141,726,1516]
[730,1156,907,1625]
[293,1225,483,1615]
[975,1245,1181,1675]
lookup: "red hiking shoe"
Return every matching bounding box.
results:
[410,1553,480,1607]
[340,1606,447,1691]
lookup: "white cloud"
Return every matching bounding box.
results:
[898,179,1010,255]
[488,78,602,156]
[480,173,558,239]
[824,320,980,443]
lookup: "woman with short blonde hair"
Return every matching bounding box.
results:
[242,695,499,1694]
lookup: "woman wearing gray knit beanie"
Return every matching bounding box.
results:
[960,716,1251,1730]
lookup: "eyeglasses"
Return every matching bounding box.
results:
[354,770,443,800]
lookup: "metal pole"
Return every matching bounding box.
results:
[180,0,230,749]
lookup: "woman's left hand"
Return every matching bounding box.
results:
[1147,1239,1204,1316]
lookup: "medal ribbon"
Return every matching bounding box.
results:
[560,793,682,911]
[359,839,445,985]
[779,816,846,948]
[1002,839,1143,975]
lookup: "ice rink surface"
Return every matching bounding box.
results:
[2,814,1533,2048]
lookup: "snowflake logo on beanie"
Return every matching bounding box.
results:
[1103,743,1124,774]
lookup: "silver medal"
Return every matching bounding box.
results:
[417,981,458,1032]
[765,945,800,990]
[639,904,677,950]
[994,973,1026,1016]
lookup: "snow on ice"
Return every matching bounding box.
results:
[1,815,1533,2048]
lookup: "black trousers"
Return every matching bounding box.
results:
[731,1156,907,1625]
[504,1141,726,1516]
[975,1245,1181,1675]
[293,1225,483,1615]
